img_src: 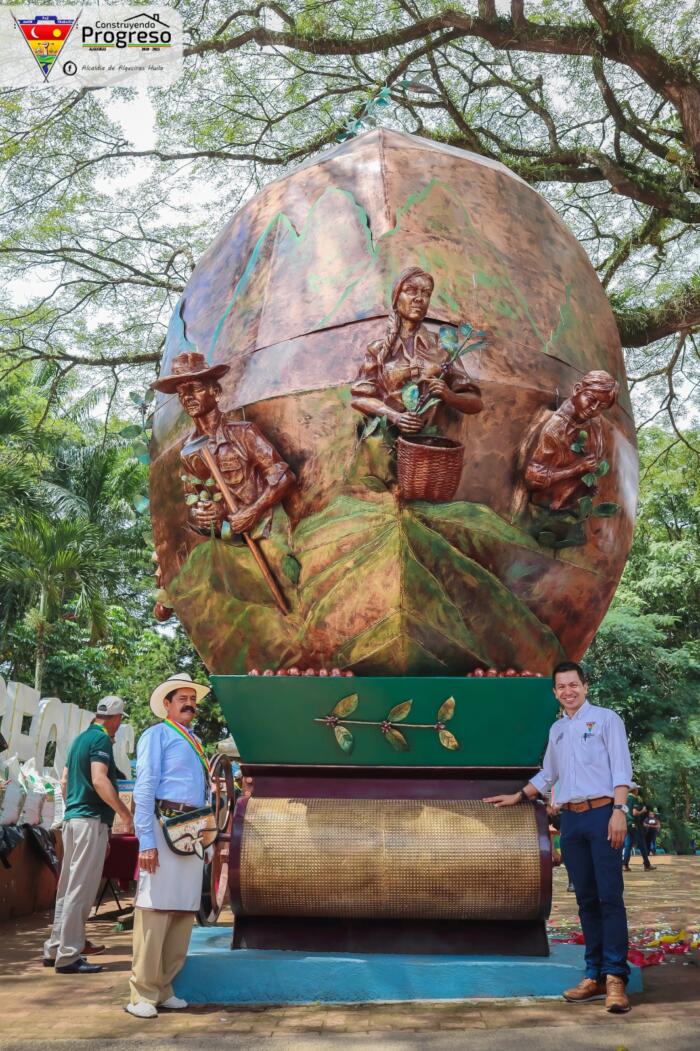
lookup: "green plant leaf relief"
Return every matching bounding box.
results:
[334,725,354,753]
[387,700,412,722]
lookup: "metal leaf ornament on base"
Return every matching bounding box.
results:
[315,694,461,755]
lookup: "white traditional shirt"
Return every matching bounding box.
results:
[133,721,208,851]
[530,699,633,805]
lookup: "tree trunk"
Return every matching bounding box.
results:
[34,589,47,694]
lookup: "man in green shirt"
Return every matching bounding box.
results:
[43,697,134,973]
[622,783,655,872]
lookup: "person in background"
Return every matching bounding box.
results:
[622,784,656,872]
[43,697,134,973]
[484,660,634,1013]
[643,808,661,856]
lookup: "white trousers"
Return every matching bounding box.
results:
[44,817,108,967]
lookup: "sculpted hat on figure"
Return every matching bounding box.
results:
[127,672,214,1019]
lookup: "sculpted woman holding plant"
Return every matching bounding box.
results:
[350,266,483,434]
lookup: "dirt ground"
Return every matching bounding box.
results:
[0,856,698,1047]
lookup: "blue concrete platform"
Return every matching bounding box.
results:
[174,928,642,1005]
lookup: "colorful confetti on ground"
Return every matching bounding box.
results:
[548,857,700,968]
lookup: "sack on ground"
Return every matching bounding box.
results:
[19,758,46,826]
[0,756,27,825]
[41,770,63,829]
[47,768,65,830]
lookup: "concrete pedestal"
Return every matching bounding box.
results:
[174,928,643,1005]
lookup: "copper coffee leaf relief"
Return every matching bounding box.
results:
[437,696,455,722]
[315,695,460,754]
[384,727,409,752]
[331,693,359,718]
[387,701,413,722]
[438,729,460,751]
[334,725,354,754]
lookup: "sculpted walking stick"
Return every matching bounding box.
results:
[182,434,289,615]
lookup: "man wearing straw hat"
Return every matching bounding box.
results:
[127,673,211,1019]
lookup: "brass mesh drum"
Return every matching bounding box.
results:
[238,798,542,920]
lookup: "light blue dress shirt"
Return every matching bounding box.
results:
[530,699,633,805]
[133,721,209,851]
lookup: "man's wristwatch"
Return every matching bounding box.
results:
[518,789,528,802]
[613,804,629,814]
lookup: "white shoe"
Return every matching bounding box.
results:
[125,1001,158,1019]
[160,995,188,1010]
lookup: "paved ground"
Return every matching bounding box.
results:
[1,857,698,1050]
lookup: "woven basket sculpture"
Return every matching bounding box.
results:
[397,435,464,502]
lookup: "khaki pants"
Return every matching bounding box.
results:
[44,817,109,967]
[129,907,194,1005]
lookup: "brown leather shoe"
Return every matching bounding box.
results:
[81,941,106,956]
[605,974,630,1013]
[563,977,606,1002]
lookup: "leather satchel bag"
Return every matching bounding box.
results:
[156,804,217,858]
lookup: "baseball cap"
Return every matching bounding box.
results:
[96,696,125,716]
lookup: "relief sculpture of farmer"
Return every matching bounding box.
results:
[152,352,295,536]
[524,370,619,511]
[517,369,620,548]
[351,266,483,433]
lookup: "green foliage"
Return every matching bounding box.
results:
[585,426,700,851]
[0,363,221,744]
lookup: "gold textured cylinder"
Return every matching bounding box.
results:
[239,798,543,920]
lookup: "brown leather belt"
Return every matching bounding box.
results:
[563,796,614,812]
[156,798,197,814]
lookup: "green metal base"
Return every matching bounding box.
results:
[211,675,556,768]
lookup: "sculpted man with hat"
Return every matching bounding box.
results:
[128,673,213,1018]
[153,351,295,536]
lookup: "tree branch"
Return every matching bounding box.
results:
[185,6,700,167]
[614,280,700,347]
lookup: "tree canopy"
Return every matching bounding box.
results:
[0,0,698,437]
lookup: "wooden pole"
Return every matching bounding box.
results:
[194,442,289,616]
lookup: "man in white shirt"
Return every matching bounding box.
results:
[485,660,633,1013]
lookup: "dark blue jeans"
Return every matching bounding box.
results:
[623,827,650,866]
[560,803,630,982]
